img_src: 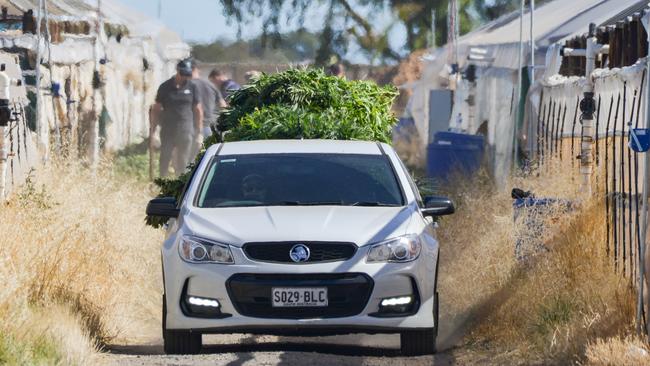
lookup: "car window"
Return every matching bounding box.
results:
[394,154,423,207]
[195,153,405,208]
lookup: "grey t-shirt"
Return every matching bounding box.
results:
[155,77,199,135]
[192,78,224,126]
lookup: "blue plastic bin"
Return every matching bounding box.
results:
[426,131,484,181]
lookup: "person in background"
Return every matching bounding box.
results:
[327,62,346,78]
[22,9,35,34]
[151,58,203,177]
[208,69,241,102]
[191,62,226,145]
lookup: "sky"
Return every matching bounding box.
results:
[121,0,407,63]
[125,0,269,43]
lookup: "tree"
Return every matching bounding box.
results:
[192,30,320,63]
[219,0,521,64]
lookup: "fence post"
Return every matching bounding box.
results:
[639,10,650,338]
[579,24,599,195]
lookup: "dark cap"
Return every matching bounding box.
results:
[177,59,193,76]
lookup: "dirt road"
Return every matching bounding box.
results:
[100,334,498,366]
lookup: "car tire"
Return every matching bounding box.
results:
[400,292,438,356]
[162,294,202,355]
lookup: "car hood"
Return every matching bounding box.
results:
[182,205,416,247]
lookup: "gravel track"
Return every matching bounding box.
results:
[100,334,492,366]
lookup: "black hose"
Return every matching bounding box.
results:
[570,96,580,170]
[560,102,566,161]
[612,92,621,270]
[9,118,14,186]
[544,98,553,165]
[632,70,646,285]
[604,95,615,257]
[553,102,563,158]
[549,101,556,157]
[627,88,637,280]
[537,91,546,167]
[595,96,602,165]
[621,83,627,276]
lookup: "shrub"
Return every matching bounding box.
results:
[146,68,398,228]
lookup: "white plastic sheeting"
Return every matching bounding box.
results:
[0,0,190,199]
[475,68,518,185]
[0,51,37,198]
[405,0,642,184]
[527,60,646,158]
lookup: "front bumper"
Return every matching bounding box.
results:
[163,243,437,332]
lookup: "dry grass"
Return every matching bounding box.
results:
[0,160,161,365]
[436,162,638,364]
[0,152,644,365]
[585,336,650,365]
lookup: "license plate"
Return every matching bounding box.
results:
[271,287,328,307]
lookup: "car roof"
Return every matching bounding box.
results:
[212,139,385,156]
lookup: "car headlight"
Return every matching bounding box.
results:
[178,236,234,264]
[366,234,422,263]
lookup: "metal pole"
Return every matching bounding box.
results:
[580,24,598,196]
[43,0,60,153]
[454,0,461,130]
[513,0,525,167]
[34,0,44,157]
[0,123,5,200]
[430,9,436,49]
[89,0,102,170]
[530,0,535,82]
[639,20,650,337]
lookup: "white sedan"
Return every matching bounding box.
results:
[146,139,455,355]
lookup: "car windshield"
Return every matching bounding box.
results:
[196,153,404,208]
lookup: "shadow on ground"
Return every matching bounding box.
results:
[105,337,459,365]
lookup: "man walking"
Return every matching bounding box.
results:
[151,59,203,177]
[208,69,241,101]
[192,62,226,142]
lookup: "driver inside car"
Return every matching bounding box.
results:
[241,174,267,202]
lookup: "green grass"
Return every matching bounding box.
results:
[0,334,14,365]
[111,140,156,182]
[532,295,574,338]
[0,332,61,366]
[31,335,61,365]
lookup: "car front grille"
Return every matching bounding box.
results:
[242,242,357,263]
[226,273,374,319]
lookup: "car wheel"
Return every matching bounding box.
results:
[162,294,202,354]
[400,292,438,356]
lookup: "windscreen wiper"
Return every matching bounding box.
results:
[266,200,343,206]
[350,201,397,207]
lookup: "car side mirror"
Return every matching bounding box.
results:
[146,197,180,218]
[421,196,455,217]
